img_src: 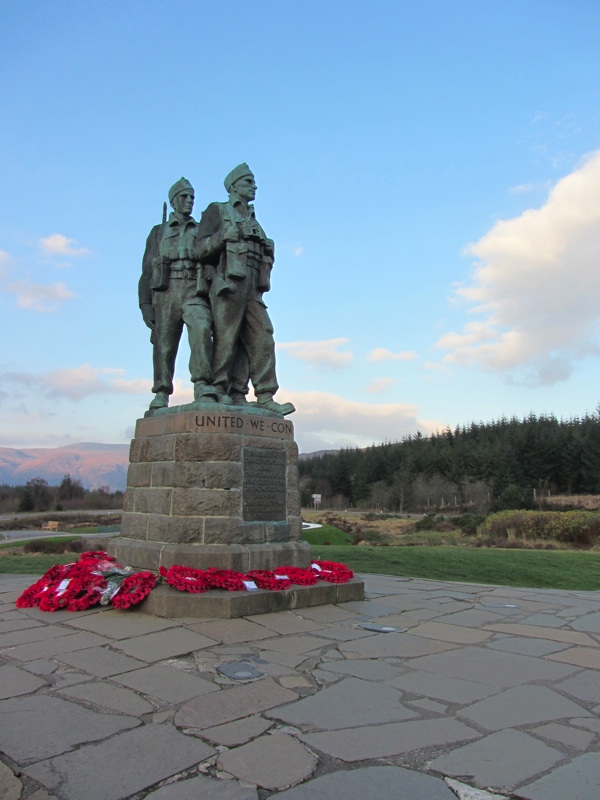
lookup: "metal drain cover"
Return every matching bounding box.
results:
[217,661,264,681]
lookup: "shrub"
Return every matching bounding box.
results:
[482,510,600,548]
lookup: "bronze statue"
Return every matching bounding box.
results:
[198,164,294,416]
[139,178,218,410]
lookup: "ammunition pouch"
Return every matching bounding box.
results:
[151,257,170,291]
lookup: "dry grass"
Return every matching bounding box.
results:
[547,495,600,510]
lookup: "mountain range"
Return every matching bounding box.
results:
[0,443,130,492]
[0,442,333,492]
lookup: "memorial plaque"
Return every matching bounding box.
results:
[243,447,287,521]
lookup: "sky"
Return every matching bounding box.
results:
[1,0,600,455]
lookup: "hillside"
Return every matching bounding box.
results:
[0,443,129,491]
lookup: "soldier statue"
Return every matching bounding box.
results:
[198,163,294,416]
[139,178,218,410]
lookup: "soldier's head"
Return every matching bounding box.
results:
[224,164,256,203]
[168,177,195,217]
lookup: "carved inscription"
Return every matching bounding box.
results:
[195,414,293,439]
[243,447,287,522]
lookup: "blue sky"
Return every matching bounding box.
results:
[2,0,600,454]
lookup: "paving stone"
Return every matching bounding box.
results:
[0,624,83,647]
[517,613,571,628]
[310,625,373,641]
[58,680,155,715]
[444,777,509,799]
[217,733,316,790]
[112,664,220,703]
[547,646,600,669]
[114,628,217,660]
[0,664,48,698]
[64,611,178,638]
[3,631,110,661]
[267,676,417,729]
[0,760,21,800]
[317,657,400,681]
[408,645,577,687]
[409,698,448,713]
[147,774,259,799]
[485,636,570,657]
[568,718,600,733]
[555,671,600,703]
[299,717,478,762]
[532,722,595,750]
[185,617,276,643]
[337,599,403,616]
[518,752,600,799]
[255,650,306,668]
[484,623,597,647]
[22,658,59,675]
[409,621,493,644]
[432,609,506,627]
[428,729,564,790]
[0,695,139,762]
[569,611,600,633]
[279,676,312,689]
[54,645,147,677]
[246,610,323,634]
[175,677,297,730]
[201,715,274,746]
[340,632,457,659]
[386,669,497,703]
[294,605,357,623]
[459,685,590,730]
[0,618,44,633]
[28,790,59,800]
[24,724,215,800]
[250,634,328,655]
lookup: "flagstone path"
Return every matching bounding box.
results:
[1,572,600,799]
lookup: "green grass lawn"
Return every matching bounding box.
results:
[311,545,600,590]
[3,536,600,590]
[301,525,353,546]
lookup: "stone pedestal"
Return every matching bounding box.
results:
[108,405,364,617]
[109,407,310,572]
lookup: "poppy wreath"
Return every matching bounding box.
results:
[274,566,318,586]
[311,560,354,583]
[204,568,247,591]
[246,569,292,591]
[111,571,157,609]
[160,565,209,593]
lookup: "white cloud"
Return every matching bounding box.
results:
[437,150,600,386]
[2,366,151,401]
[39,233,90,256]
[367,348,418,363]
[294,247,304,257]
[277,338,353,369]
[6,280,76,312]
[365,377,396,393]
[277,388,436,452]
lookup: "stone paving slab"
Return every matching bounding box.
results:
[268,675,418,729]
[275,765,457,799]
[217,733,317,790]
[459,684,591,730]
[113,627,217,660]
[428,729,565,790]
[174,677,298,729]
[0,695,139,762]
[24,724,216,800]
[299,717,479,762]
[2,572,600,800]
[147,774,259,799]
[53,645,147,677]
[111,663,220,703]
[517,752,600,799]
[0,664,48,698]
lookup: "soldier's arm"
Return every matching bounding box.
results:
[197,204,237,262]
[139,225,160,328]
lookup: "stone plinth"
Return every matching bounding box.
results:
[109,407,311,573]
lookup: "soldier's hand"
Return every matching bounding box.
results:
[264,238,275,256]
[141,304,155,330]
